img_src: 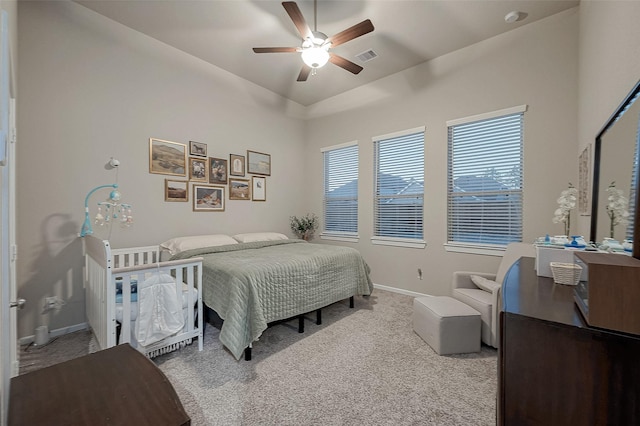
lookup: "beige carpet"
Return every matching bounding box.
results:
[18,329,99,375]
[19,289,497,425]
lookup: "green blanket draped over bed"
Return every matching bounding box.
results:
[171,240,373,360]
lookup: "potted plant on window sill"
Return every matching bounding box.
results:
[290,213,319,241]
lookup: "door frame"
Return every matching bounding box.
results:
[1,8,16,425]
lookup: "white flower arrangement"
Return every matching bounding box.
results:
[290,213,319,241]
[605,181,629,238]
[552,183,578,236]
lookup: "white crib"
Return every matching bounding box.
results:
[83,235,204,358]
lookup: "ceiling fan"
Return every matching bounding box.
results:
[252,1,375,82]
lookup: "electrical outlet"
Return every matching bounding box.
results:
[417,268,423,280]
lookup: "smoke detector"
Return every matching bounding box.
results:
[504,11,521,23]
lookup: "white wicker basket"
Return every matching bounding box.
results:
[549,262,582,286]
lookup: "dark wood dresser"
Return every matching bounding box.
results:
[498,256,640,426]
[9,343,190,426]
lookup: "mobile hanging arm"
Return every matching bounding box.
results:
[80,184,118,237]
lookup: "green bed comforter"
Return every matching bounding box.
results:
[171,240,373,360]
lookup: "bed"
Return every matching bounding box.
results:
[83,235,204,358]
[166,233,373,360]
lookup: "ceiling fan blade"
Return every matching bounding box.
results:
[329,54,363,74]
[327,19,374,47]
[253,47,299,53]
[282,2,313,40]
[297,65,312,82]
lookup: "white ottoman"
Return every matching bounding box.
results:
[413,296,481,355]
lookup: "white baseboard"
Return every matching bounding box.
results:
[19,322,89,346]
[372,283,431,298]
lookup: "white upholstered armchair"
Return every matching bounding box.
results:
[451,243,535,348]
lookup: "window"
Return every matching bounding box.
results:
[447,106,526,249]
[373,127,425,248]
[322,142,358,240]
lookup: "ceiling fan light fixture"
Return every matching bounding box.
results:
[253,1,374,81]
[301,45,330,68]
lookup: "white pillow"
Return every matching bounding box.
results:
[160,234,237,255]
[470,275,500,293]
[231,232,289,243]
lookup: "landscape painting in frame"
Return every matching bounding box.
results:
[189,140,207,157]
[230,154,245,177]
[252,176,266,201]
[189,157,208,182]
[149,138,187,176]
[247,150,271,176]
[229,178,250,200]
[164,179,188,202]
[193,185,225,212]
[209,157,228,184]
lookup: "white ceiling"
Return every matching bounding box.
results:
[75,0,579,107]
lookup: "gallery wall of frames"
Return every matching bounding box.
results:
[149,138,270,212]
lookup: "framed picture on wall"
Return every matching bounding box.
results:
[164,179,188,202]
[247,150,271,176]
[189,157,208,182]
[230,154,245,177]
[193,185,225,211]
[149,138,187,176]
[229,178,250,200]
[209,157,228,185]
[189,141,208,157]
[252,176,266,201]
[578,144,591,215]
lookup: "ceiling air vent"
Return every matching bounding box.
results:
[355,49,378,63]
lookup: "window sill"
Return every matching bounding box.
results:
[443,243,506,256]
[371,237,426,249]
[320,233,359,243]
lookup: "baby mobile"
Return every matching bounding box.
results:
[80,158,133,237]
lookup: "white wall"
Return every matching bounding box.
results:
[576,1,640,239]
[16,1,306,338]
[304,9,579,295]
[1,0,15,98]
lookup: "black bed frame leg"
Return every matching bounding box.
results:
[350,296,354,309]
[298,315,304,333]
[316,309,322,325]
[244,347,252,361]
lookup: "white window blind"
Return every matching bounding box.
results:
[322,142,358,236]
[447,109,524,247]
[373,128,424,241]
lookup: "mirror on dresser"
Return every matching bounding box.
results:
[590,80,640,259]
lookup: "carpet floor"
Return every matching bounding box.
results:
[18,289,497,425]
